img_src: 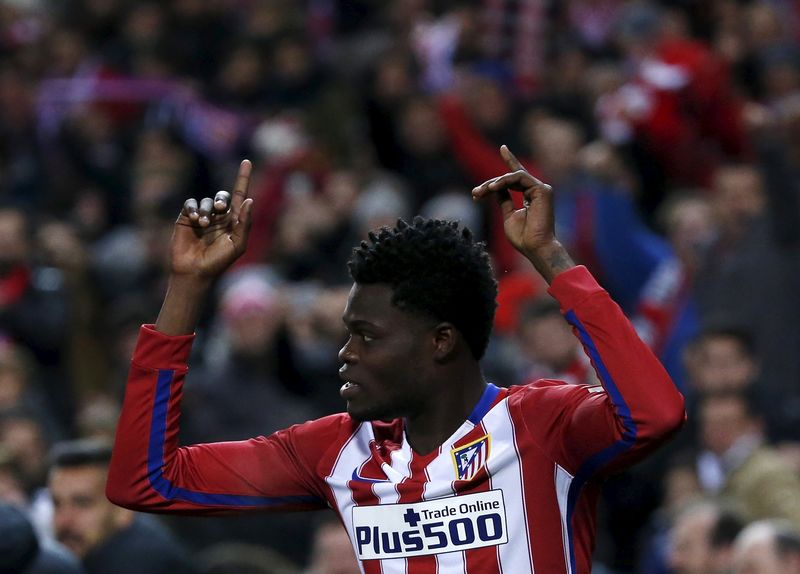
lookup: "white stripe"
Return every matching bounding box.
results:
[484,398,534,573]
[325,423,376,574]
[555,464,574,574]
[388,435,413,481]
[373,434,416,574]
[373,470,403,574]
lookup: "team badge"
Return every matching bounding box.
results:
[451,434,491,481]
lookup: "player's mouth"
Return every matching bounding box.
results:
[340,381,361,400]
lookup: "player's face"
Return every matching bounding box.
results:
[338,283,434,422]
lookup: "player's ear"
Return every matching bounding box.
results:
[431,322,458,362]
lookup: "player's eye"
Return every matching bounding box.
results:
[362,333,375,343]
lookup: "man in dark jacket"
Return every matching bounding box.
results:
[48,439,194,574]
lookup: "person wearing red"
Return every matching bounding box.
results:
[107,148,685,573]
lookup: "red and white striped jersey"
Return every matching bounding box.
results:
[107,266,685,574]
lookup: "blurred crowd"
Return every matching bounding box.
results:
[0,0,799,572]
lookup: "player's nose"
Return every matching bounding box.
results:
[338,336,358,364]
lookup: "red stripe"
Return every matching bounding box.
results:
[400,450,437,574]
[510,403,574,572]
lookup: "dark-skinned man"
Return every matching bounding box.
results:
[107,147,685,573]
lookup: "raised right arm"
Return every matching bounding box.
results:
[106,160,338,514]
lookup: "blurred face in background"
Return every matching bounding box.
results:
[712,166,765,241]
[274,37,313,84]
[218,44,264,99]
[662,465,701,514]
[0,209,29,272]
[669,507,716,574]
[226,307,283,356]
[47,29,88,76]
[518,312,578,372]
[734,525,800,574]
[373,52,414,102]
[122,3,165,48]
[50,463,132,558]
[463,77,511,132]
[0,365,25,409]
[220,278,284,357]
[0,417,47,490]
[688,335,757,392]
[306,520,361,574]
[700,395,759,456]
[745,4,783,53]
[400,98,446,157]
[664,196,716,267]
[525,116,583,184]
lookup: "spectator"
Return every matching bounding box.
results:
[680,325,761,442]
[0,447,27,508]
[0,501,83,574]
[668,500,745,574]
[305,514,360,574]
[733,520,800,574]
[638,453,704,574]
[0,342,60,436]
[1,0,799,569]
[696,390,800,529]
[694,164,800,431]
[524,120,671,310]
[197,542,300,574]
[632,193,715,393]
[0,209,72,430]
[183,268,316,442]
[684,328,758,395]
[48,439,193,574]
[514,296,598,387]
[609,2,747,196]
[0,409,51,499]
[175,269,320,565]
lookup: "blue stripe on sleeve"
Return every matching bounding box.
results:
[147,369,323,507]
[562,310,638,574]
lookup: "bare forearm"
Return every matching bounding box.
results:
[155,275,212,335]
[524,241,576,285]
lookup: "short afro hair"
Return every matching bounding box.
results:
[348,217,498,360]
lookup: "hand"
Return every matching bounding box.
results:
[170,159,254,280]
[471,145,557,257]
[471,146,574,283]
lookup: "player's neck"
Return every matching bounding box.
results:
[404,363,487,456]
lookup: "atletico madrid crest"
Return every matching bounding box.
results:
[451,434,491,481]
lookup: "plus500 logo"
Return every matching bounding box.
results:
[351,490,508,559]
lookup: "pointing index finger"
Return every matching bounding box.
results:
[230,159,253,223]
[500,145,524,172]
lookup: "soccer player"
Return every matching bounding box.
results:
[107,147,685,573]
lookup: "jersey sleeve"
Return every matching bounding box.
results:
[510,266,686,477]
[107,325,349,515]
